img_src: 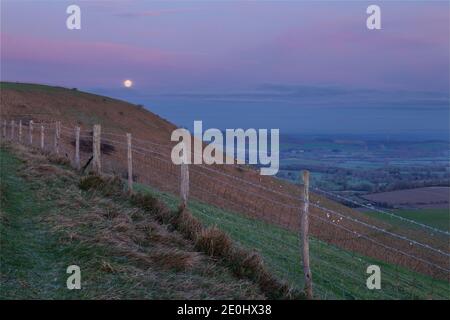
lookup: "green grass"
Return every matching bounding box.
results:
[133,184,450,300]
[0,147,264,299]
[1,145,448,300]
[0,82,73,93]
[0,148,142,299]
[393,209,449,232]
[360,208,449,233]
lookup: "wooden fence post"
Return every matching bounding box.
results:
[29,120,34,145]
[92,124,101,174]
[40,125,45,150]
[126,133,133,193]
[54,121,60,154]
[75,126,80,170]
[11,120,15,140]
[18,120,22,143]
[300,170,313,299]
[2,120,6,139]
[180,144,189,209]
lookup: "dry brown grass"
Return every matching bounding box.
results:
[126,194,303,299]
[129,193,177,224]
[47,153,71,166]
[190,222,297,299]
[175,209,203,241]
[195,226,233,258]
[148,247,201,271]
[3,85,446,279]
[4,139,300,299]
[79,174,124,197]
[74,168,300,298]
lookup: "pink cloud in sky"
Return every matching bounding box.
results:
[1,1,448,93]
[220,5,449,92]
[0,32,203,88]
[116,8,194,18]
[2,33,171,66]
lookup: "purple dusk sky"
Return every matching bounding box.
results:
[1,1,449,136]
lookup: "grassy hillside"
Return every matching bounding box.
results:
[2,143,448,299]
[0,81,177,143]
[133,184,450,300]
[0,144,264,299]
[1,82,448,299]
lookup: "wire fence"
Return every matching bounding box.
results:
[1,117,449,300]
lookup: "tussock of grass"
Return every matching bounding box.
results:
[227,247,265,278]
[127,191,303,299]
[79,174,124,196]
[81,173,301,299]
[176,209,203,241]
[73,168,298,299]
[129,193,163,214]
[195,226,233,258]
[47,153,71,166]
[192,224,297,299]
[129,193,180,225]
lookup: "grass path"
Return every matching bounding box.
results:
[0,147,126,299]
[0,148,77,298]
[0,146,264,299]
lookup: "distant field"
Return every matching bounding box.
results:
[278,135,450,194]
[362,187,449,209]
[394,209,449,232]
[360,208,449,233]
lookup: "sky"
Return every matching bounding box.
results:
[1,0,449,138]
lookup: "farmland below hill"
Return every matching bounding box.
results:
[277,135,449,215]
[277,135,449,194]
[362,187,449,209]
[277,134,449,236]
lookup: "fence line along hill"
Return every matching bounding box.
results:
[1,82,449,299]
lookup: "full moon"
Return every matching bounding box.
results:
[123,79,133,88]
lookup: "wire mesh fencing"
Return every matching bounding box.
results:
[1,117,449,300]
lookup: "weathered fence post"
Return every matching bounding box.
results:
[11,120,15,140]
[54,121,61,154]
[92,124,101,174]
[18,120,22,143]
[75,126,80,170]
[29,120,34,145]
[40,125,45,150]
[300,170,313,299]
[2,120,6,139]
[126,133,133,193]
[180,144,189,209]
